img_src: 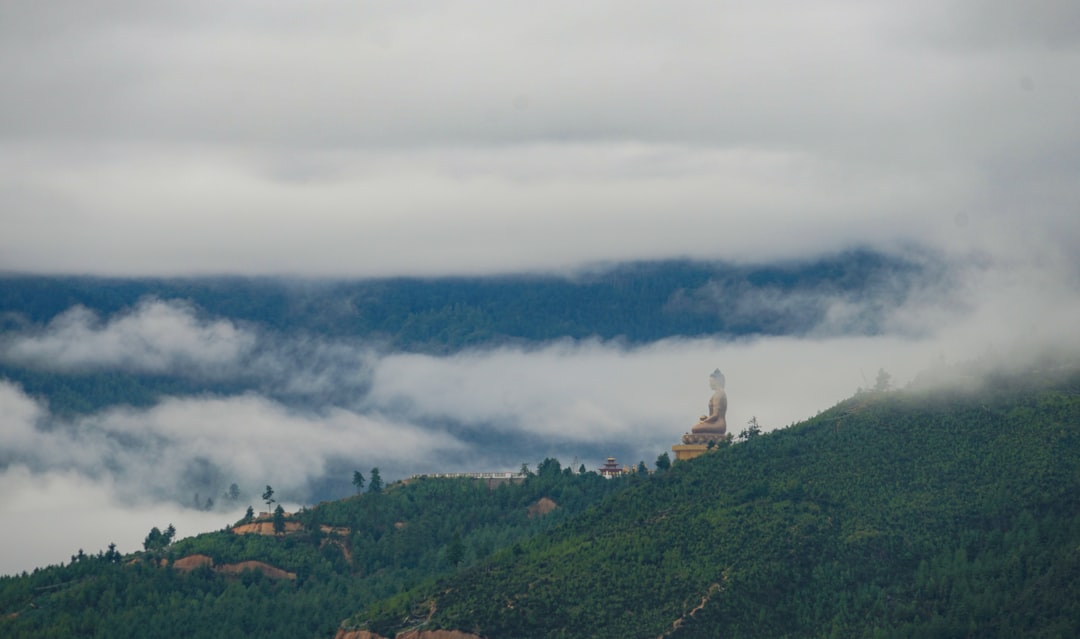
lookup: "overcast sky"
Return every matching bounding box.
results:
[1,0,1077,276]
[2,1,1080,575]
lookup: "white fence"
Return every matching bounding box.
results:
[410,472,526,480]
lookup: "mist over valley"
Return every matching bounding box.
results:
[3,249,1080,575]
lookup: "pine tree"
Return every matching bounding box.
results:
[262,485,275,515]
[273,505,286,535]
[874,368,892,392]
[655,452,671,471]
[740,416,762,440]
[446,533,465,566]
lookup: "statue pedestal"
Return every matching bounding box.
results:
[671,443,709,461]
[672,431,730,462]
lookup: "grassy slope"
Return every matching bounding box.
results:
[357,369,1080,638]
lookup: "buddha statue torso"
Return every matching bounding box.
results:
[691,369,727,435]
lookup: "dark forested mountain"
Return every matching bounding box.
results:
[3,364,1079,638]
[0,250,931,350]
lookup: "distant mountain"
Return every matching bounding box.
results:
[3,364,1079,638]
[0,250,934,351]
[0,250,938,420]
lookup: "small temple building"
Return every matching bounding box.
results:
[673,368,731,461]
[598,457,626,479]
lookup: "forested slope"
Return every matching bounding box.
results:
[0,467,626,639]
[355,368,1080,638]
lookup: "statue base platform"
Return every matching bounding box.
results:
[672,432,731,461]
[671,444,709,461]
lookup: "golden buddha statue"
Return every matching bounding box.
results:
[679,369,729,447]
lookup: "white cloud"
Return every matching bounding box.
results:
[366,335,923,450]
[2,299,255,374]
[0,380,463,527]
[88,394,463,495]
[365,254,1080,449]
[0,465,243,577]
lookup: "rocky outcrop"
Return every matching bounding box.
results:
[231,521,303,535]
[527,497,558,518]
[169,555,296,580]
[230,521,349,537]
[216,561,296,580]
[172,554,214,571]
[321,538,353,564]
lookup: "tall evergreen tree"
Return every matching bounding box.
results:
[445,533,465,566]
[740,416,762,440]
[273,505,286,535]
[262,485,275,515]
[655,451,671,471]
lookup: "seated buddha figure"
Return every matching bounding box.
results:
[691,369,727,435]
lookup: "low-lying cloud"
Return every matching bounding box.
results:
[0,465,244,577]
[0,382,464,503]
[0,297,379,406]
[4,249,1080,575]
[3,298,255,374]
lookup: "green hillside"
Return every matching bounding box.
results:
[355,368,1080,638]
[3,365,1080,639]
[0,468,627,638]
